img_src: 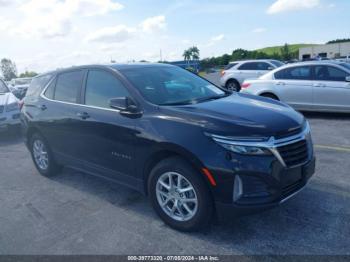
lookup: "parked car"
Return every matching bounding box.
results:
[22,63,315,231]
[0,79,21,131]
[240,61,350,113]
[220,59,284,92]
[9,77,32,99]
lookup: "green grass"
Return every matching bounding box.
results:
[255,44,317,55]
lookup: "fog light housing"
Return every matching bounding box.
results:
[233,175,243,202]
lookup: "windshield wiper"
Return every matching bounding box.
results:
[159,100,195,106]
[194,94,229,103]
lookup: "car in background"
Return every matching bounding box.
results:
[9,77,32,99]
[219,59,284,92]
[240,61,350,113]
[0,79,20,131]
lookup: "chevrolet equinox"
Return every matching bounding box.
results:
[21,63,315,231]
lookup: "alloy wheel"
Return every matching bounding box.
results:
[33,139,49,170]
[156,172,198,221]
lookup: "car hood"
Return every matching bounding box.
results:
[165,93,305,138]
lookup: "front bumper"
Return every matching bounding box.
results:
[214,157,316,220]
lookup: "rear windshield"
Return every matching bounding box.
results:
[0,80,9,93]
[340,63,350,71]
[26,74,53,98]
[269,60,284,67]
[224,63,238,70]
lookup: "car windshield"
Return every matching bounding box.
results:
[120,66,227,105]
[270,60,284,67]
[340,63,350,71]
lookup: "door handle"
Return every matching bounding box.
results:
[39,105,47,111]
[76,112,90,120]
[313,83,326,87]
[276,81,285,85]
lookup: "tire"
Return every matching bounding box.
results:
[29,133,61,177]
[148,157,213,232]
[225,79,240,92]
[260,93,279,100]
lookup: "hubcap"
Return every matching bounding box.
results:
[156,172,198,221]
[227,82,238,92]
[33,140,49,170]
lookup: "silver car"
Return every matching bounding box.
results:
[240,61,350,113]
[0,79,21,131]
[219,59,284,91]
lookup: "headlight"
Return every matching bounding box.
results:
[205,133,272,156]
[6,102,19,112]
[218,143,271,155]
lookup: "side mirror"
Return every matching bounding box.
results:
[346,76,350,82]
[109,97,140,114]
[267,66,275,70]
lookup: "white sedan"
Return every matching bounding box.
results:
[240,61,350,113]
[0,79,21,131]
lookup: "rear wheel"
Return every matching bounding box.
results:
[225,79,240,92]
[30,133,61,177]
[148,157,213,231]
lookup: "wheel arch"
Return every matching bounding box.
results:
[142,143,214,195]
[259,91,280,100]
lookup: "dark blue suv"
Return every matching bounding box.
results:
[21,63,315,231]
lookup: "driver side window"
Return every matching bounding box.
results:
[85,70,130,109]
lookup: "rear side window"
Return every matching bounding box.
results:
[84,70,129,109]
[314,65,348,81]
[238,62,258,70]
[26,74,52,98]
[54,71,84,103]
[224,63,238,70]
[44,78,56,99]
[275,66,312,80]
[238,62,270,70]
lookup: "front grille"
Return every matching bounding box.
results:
[277,139,309,167]
[0,105,4,114]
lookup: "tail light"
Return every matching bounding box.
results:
[18,100,24,110]
[241,83,251,89]
[220,70,226,76]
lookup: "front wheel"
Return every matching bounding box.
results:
[148,157,213,231]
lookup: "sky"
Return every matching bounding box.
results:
[0,0,349,74]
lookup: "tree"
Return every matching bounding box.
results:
[280,43,292,61]
[189,46,200,60]
[327,38,350,44]
[1,58,17,81]
[183,49,192,65]
[19,71,38,78]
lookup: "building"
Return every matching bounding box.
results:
[299,42,350,60]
